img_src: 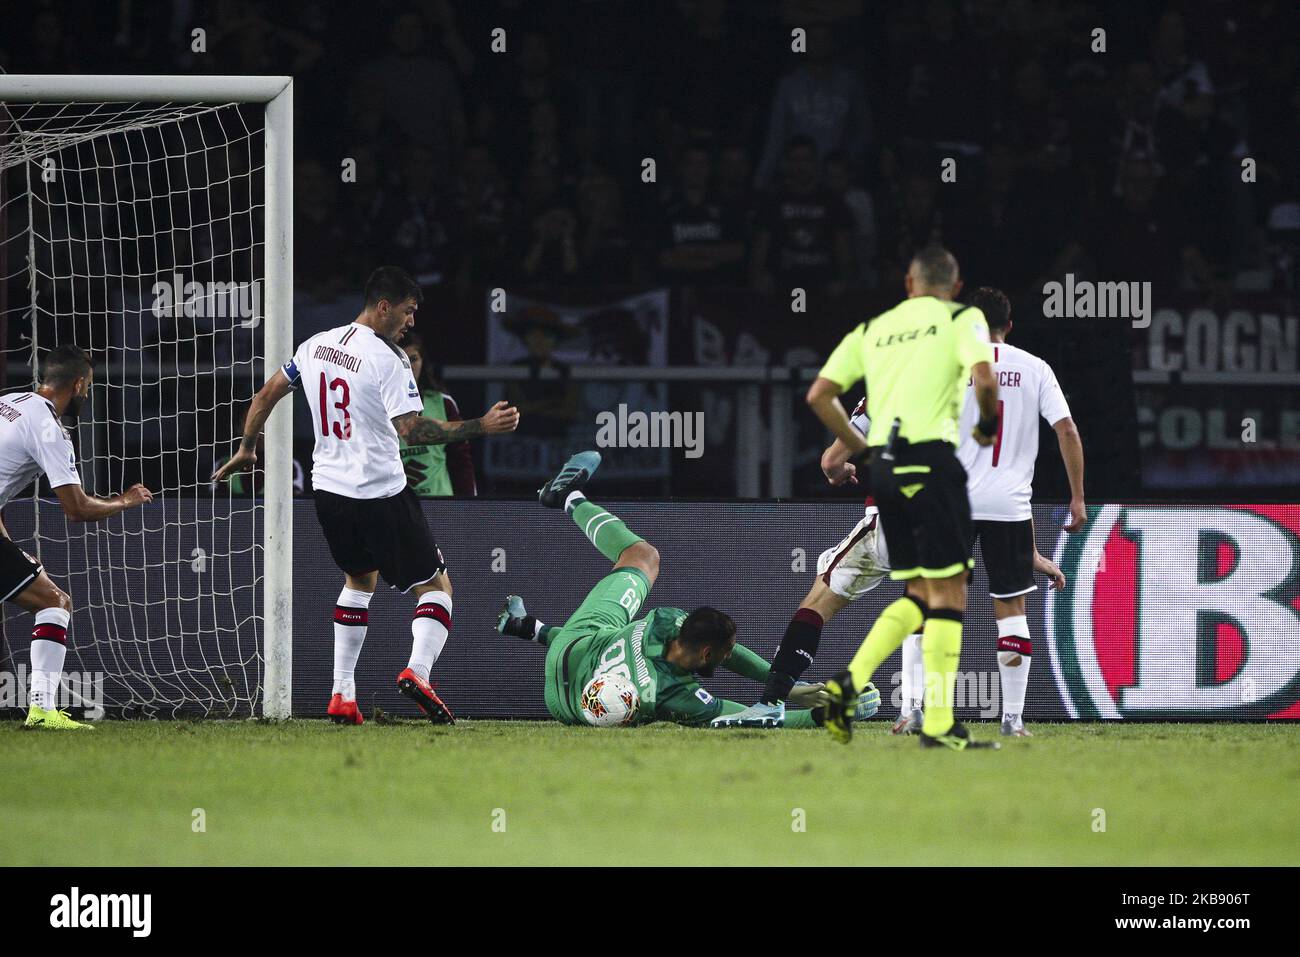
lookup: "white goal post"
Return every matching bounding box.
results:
[0,75,294,719]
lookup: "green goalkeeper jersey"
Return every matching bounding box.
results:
[542,569,821,729]
[556,607,727,726]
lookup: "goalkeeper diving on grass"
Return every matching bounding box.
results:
[496,451,881,728]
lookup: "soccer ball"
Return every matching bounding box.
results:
[579,673,639,727]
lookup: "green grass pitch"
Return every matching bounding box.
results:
[3,719,1297,866]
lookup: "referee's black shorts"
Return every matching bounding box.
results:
[869,440,974,581]
[314,486,446,592]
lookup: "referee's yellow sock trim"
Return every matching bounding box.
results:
[847,595,926,691]
[917,559,975,579]
[922,612,964,736]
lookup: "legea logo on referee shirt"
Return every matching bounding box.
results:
[1047,505,1300,719]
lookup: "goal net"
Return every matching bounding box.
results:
[0,77,293,718]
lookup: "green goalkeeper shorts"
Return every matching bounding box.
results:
[543,567,652,724]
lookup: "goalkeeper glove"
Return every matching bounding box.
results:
[855,682,882,721]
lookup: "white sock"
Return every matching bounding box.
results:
[997,614,1032,717]
[408,591,452,682]
[333,586,373,699]
[564,490,586,512]
[30,607,71,710]
[900,632,924,712]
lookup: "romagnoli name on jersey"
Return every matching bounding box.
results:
[311,344,362,373]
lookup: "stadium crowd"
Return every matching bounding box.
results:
[5,0,1296,302]
[2,0,1298,498]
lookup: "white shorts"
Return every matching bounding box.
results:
[816,508,892,601]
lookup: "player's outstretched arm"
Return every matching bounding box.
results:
[722,641,771,682]
[715,643,830,717]
[392,400,519,446]
[55,482,153,522]
[214,369,294,481]
[1053,416,1086,531]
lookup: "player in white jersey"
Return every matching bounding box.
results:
[956,287,1082,735]
[1,346,154,729]
[895,288,1082,736]
[712,397,893,728]
[216,267,519,725]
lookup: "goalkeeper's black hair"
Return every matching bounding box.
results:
[676,607,736,653]
[40,344,93,387]
[970,286,1011,331]
[364,266,423,309]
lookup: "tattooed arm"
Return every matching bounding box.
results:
[393,400,519,446]
[396,414,484,445]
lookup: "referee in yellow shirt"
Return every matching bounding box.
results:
[806,245,1000,750]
